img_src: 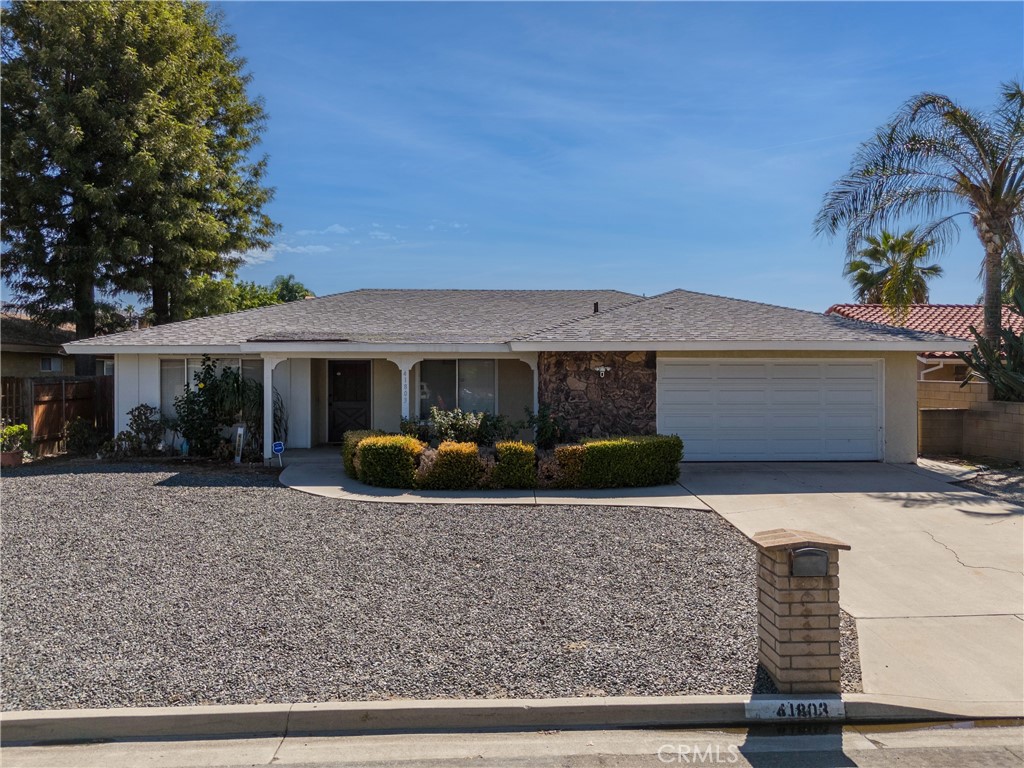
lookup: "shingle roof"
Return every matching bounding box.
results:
[65,289,641,348]
[519,289,964,346]
[1,314,75,350]
[64,287,971,353]
[825,304,1024,358]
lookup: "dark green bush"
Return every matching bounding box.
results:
[416,441,483,490]
[64,417,102,456]
[526,405,569,449]
[342,429,383,477]
[356,435,425,488]
[578,435,684,488]
[492,441,536,489]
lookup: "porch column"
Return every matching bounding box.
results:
[263,356,285,461]
[385,355,421,421]
[518,353,540,415]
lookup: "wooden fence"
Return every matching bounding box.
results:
[1,375,114,455]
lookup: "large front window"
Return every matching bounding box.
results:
[419,359,496,419]
[159,358,263,418]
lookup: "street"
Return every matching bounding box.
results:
[3,722,1021,768]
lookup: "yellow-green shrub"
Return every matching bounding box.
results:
[416,441,483,490]
[552,444,585,488]
[341,430,383,477]
[492,441,536,489]
[355,435,425,488]
[579,435,683,488]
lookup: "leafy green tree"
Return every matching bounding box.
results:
[1,0,278,355]
[270,274,314,302]
[816,82,1024,345]
[844,230,943,318]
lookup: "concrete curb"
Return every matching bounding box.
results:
[3,694,1022,744]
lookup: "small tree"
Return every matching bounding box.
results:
[958,289,1024,402]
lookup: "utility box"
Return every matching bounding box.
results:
[752,528,851,694]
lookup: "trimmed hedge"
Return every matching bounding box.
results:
[355,435,426,489]
[492,441,536,489]
[552,444,585,488]
[417,441,483,490]
[578,434,684,488]
[343,432,682,491]
[341,430,383,477]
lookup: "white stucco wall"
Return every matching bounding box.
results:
[114,353,161,434]
[273,358,312,449]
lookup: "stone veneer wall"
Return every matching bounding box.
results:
[537,351,656,438]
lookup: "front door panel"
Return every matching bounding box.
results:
[328,361,371,441]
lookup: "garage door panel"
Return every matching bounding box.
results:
[658,359,881,461]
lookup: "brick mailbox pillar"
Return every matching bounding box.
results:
[752,528,851,694]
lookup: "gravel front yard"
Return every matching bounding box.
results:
[2,461,860,710]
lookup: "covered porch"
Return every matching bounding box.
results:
[260,353,539,460]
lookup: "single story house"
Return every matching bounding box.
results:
[825,304,1024,382]
[64,288,970,463]
[1,313,76,378]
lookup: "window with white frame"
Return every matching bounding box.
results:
[159,358,264,418]
[419,359,496,419]
[39,356,63,373]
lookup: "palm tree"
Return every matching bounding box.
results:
[844,229,943,317]
[816,82,1024,345]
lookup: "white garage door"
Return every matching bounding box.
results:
[657,359,882,461]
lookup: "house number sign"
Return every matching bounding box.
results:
[744,697,844,721]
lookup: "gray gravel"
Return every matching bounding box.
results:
[1,461,861,709]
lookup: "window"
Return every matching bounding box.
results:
[159,358,265,418]
[40,356,62,373]
[419,359,495,419]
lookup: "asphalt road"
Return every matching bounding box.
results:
[3,723,1022,767]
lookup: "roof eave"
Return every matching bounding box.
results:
[509,340,975,352]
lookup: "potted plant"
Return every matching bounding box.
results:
[1,422,31,468]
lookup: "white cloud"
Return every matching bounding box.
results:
[295,223,350,236]
[240,243,331,265]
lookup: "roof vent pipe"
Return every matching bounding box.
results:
[593,302,599,314]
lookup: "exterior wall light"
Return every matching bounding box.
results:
[594,365,612,378]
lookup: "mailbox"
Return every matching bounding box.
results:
[790,547,829,577]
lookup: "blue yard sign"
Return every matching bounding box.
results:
[272,441,285,455]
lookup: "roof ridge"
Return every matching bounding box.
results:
[512,292,652,341]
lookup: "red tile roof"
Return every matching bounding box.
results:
[824,304,1024,358]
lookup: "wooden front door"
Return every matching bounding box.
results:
[328,361,371,441]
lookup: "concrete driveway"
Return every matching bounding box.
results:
[679,462,1024,706]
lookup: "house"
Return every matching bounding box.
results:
[63,288,970,463]
[825,304,1024,382]
[0,313,76,378]
[826,303,1024,463]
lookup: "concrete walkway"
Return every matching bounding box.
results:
[279,454,711,510]
[678,461,1024,706]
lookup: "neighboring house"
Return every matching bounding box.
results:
[64,288,969,463]
[0,313,76,378]
[825,304,1024,382]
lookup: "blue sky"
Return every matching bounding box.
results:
[221,1,1021,311]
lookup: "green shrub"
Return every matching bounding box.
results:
[579,435,684,488]
[526,405,569,449]
[429,407,483,443]
[492,441,536,489]
[0,422,30,453]
[356,435,425,488]
[64,417,102,456]
[476,413,522,446]
[553,444,585,488]
[416,441,483,490]
[342,429,383,477]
